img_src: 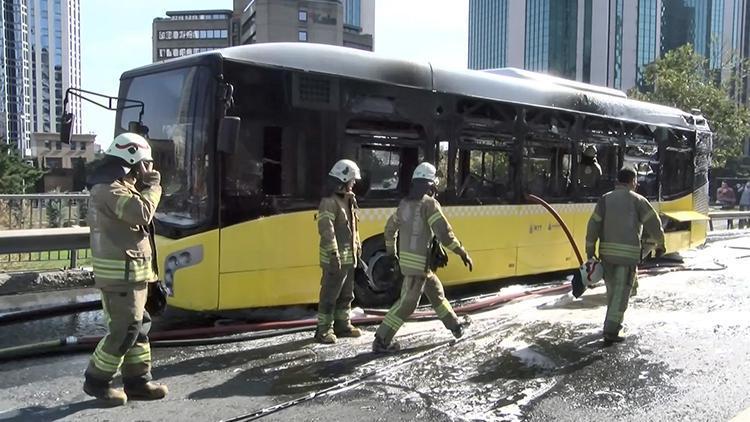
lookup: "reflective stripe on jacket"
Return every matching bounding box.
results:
[88,179,161,287]
[585,185,665,265]
[384,195,465,276]
[317,193,360,268]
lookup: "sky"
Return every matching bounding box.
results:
[80,0,469,146]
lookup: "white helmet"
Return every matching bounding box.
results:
[329,159,361,183]
[106,133,153,165]
[412,162,439,184]
[571,257,603,298]
[581,258,603,286]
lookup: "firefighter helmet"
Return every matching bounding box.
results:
[571,257,603,298]
[105,133,153,165]
[412,162,439,184]
[329,159,361,183]
[582,257,603,285]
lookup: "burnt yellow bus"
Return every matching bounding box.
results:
[110,43,710,310]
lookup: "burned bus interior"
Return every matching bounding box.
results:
[218,57,704,228]
[114,44,707,236]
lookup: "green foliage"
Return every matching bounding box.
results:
[0,143,44,193]
[77,196,89,226]
[46,199,62,228]
[628,45,750,167]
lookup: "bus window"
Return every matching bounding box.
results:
[360,147,400,193]
[523,143,572,200]
[578,143,620,198]
[624,143,658,199]
[357,144,422,199]
[662,134,694,199]
[262,127,282,195]
[436,141,450,193]
[118,66,215,229]
[457,149,512,202]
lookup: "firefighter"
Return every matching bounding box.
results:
[83,132,167,405]
[586,167,665,345]
[315,159,363,343]
[578,145,602,193]
[372,162,473,353]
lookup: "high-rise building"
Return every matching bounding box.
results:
[235,0,374,51]
[152,10,233,62]
[154,1,376,63]
[469,0,748,92]
[0,0,80,156]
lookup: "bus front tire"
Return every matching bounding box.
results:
[354,251,402,309]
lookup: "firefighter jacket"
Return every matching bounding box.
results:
[88,173,162,289]
[318,192,361,268]
[384,195,467,276]
[585,185,665,265]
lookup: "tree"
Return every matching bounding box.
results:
[628,44,750,167]
[0,143,44,194]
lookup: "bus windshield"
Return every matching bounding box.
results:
[117,66,216,228]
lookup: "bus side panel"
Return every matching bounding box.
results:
[657,194,698,253]
[571,205,596,263]
[219,267,320,309]
[690,220,708,248]
[157,230,220,311]
[691,188,709,247]
[219,211,320,309]
[438,206,518,286]
[515,205,582,276]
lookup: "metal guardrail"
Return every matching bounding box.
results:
[0,193,90,230]
[0,227,90,269]
[707,210,750,231]
[0,227,90,254]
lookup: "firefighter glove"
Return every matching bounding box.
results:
[654,246,666,259]
[140,170,161,187]
[461,253,473,272]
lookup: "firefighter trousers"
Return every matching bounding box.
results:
[317,266,355,331]
[375,273,459,345]
[602,263,637,336]
[85,282,152,387]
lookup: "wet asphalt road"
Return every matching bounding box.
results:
[0,234,748,421]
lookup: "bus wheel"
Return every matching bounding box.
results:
[354,251,402,308]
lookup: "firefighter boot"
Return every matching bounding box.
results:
[603,334,626,345]
[83,377,128,406]
[314,327,337,344]
[451,315,472,339]
[334,320,362,338]
[124,381,169,400]
[315,312,337,344]
[372,335,400,354]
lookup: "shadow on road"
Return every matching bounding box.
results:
[152,338,315,379]
[187,342,437,400]
[0,399,113,422]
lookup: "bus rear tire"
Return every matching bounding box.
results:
[354,251,402,309]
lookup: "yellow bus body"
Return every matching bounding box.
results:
[156,192,707,311]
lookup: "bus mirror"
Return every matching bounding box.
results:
[218,116,240,153]
[60,113,74,143]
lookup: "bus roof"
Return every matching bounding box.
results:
[124,43,699,131]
